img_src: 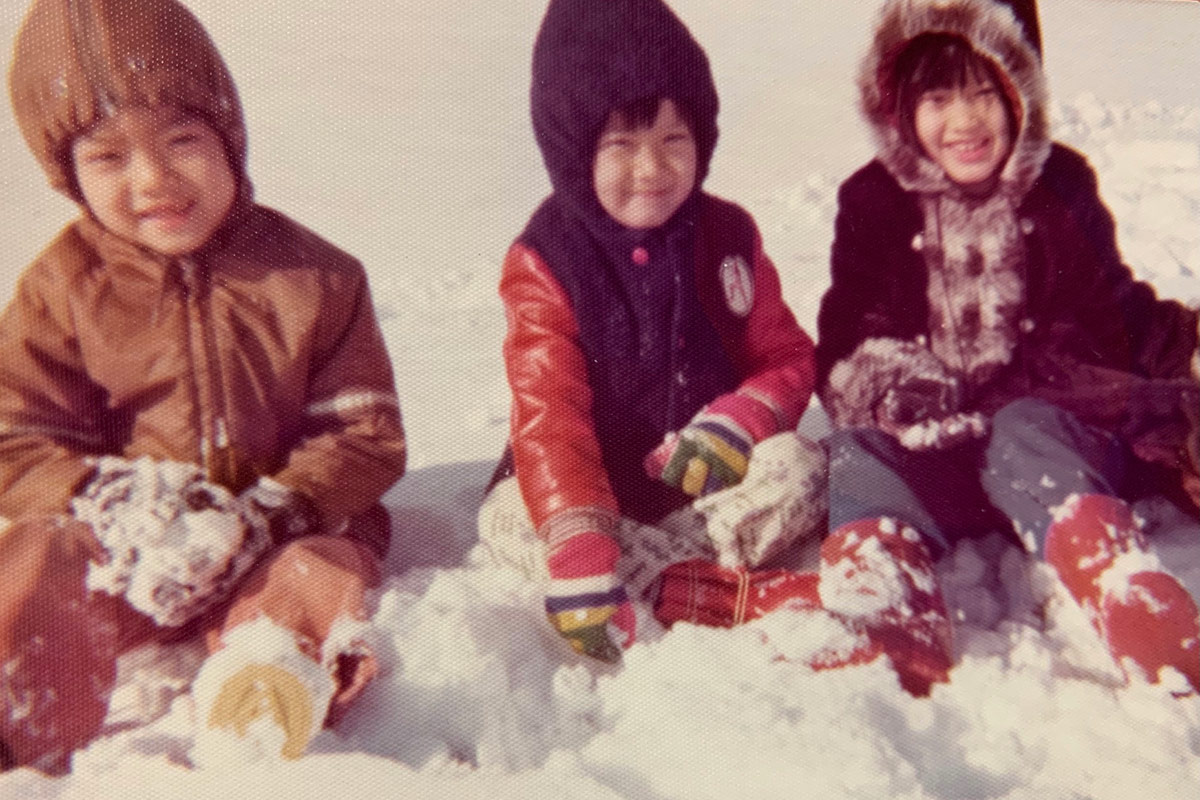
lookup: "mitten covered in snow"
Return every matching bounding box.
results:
[1045,493,1200,694]
[646,392,778,497]
[692,432,828,569]
[239,476,322,545]
[878,374,962,427]
[545,529,637,663]
[72,457,271,627]
[191,618,337,766]
[823,338,973,447]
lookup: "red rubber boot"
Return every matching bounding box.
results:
[1044,493,1200,693]
[817,518,953,697]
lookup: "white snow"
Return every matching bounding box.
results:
[819,530,916,620]
[72,456,268,627]
[1,0,1199,797]
[897,412,989,450]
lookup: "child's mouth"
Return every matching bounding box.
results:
[946,139,992,163]
[139,201,195,227]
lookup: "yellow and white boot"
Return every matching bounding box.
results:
[190,618,336,767]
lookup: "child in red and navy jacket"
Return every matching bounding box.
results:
[480,0,819,663]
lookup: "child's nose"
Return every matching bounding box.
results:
[631,143,667,178]
[128,148,171,192]
[947,96,984,129]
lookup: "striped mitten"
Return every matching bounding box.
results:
[545,531,636,663]
[646,392,778,497]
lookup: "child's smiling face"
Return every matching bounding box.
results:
[72,106,237,256]
[913,74,1012,190]
[592,98,697,230]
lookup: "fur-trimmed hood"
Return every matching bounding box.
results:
[859,0,1051,199]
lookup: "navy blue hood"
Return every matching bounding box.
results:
[530,0,719,221]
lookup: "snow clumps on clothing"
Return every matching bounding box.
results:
[824,337,963,426]
[72,456,269,626]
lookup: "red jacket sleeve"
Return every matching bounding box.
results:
[727,230,816,434]
[500,243,619,537]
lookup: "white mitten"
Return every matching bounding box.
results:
[693,432,828,569]
[72,456,270,626]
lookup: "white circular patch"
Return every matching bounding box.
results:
[719,255,754,317]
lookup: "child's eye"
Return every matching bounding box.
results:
[167,130,202,147]
[81,149,123,166]
[600,136,634,150]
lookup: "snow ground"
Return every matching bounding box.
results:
[0,1,1198,797]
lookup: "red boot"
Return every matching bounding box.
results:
[817,519,953,697]
[1044,494,1200,693]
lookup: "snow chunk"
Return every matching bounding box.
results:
[190,618,336,769]
[72,456,268,627]
[897,412,987,450]
[1097,549,1167,603]
[819,535,911,620]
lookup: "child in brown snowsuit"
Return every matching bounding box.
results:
[1,0,405,771]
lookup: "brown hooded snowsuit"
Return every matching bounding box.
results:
[0,0,404,771]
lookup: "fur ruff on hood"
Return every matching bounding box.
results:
[859,0,1052,200]
[8,0,248,201]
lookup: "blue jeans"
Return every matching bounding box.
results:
[827,398,1133,556]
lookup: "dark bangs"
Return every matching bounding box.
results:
[606,95,696,134]
[893,32,1016,144]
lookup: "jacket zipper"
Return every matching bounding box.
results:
[178,256,232,484]
[665,263,684,430]
[65,3,237,486]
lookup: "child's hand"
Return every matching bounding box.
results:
[57,517,110,566]
[240,477,322,544]
[545,531,636,663]
[646,393,773,497]
[646,423,751,497]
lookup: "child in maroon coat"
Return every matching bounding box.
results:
[814,0,1200,695]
